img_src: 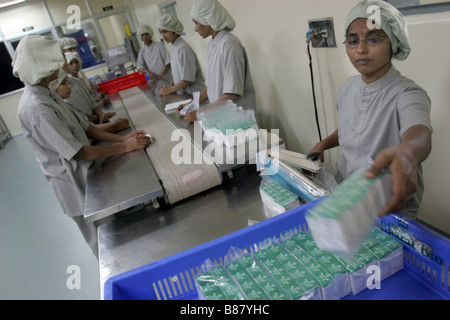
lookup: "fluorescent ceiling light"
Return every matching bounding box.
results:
[0,0,26,9]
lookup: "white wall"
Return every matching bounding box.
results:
[397,13,450,233]
[1,0,449,234]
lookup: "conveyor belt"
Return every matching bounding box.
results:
[120,87,223,204]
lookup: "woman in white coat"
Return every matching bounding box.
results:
[308,0,432,218]
[156,14,205,96]
[136,24,173,85]
[180,0,256,123]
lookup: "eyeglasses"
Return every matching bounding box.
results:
[343,36,388,48]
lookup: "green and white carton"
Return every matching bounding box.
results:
[306,171,392,256]
[260,181,300,217]
[365,227,404,280]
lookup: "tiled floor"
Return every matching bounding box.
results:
[0,135,100,300]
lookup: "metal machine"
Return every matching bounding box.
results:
[101,45,130,77]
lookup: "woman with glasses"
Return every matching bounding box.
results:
[308,0,432,218]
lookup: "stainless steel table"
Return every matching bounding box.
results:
[83,94,164,222]
[84,145,164,222]
[98,163,270,299]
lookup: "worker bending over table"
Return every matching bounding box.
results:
[137,24,172,85]
[157,14,206,96]
[12,35,151,258]
[179,0,256,123]
[308,0,432,218]
[65,52,115,124]
[59,37,109,107]
[50,69,130,134]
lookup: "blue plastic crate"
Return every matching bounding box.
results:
[104,200,449,300]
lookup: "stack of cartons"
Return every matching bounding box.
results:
[195,227,403,300]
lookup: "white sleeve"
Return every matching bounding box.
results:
[33,110,84,161]
[397,85,432,136]
[221,41,245,96]
[136,48,147,71]
[178,47,197,83]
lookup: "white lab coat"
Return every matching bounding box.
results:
[170,37,205,95]
[137,41,173,85]
[17,84,92,218]
[206,29,255,110]
[66,75,97,120]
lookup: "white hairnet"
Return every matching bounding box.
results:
[157,14,184,35]
[191,0,236,32]
[49,69,68,92]
[345,0,411,60]
[64,51,82,65]
[138,24,154,37]
[12,35,65,85]
[59,37,78,50]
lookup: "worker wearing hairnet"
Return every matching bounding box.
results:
[136,24,172,84]
[180,0,256,122]
[50,69,130,134]
[59,37,108,105]
[13,35,151,257]
[60,37,78,52]
[308,0,432,218]
[65,52,115,124]
[157,14,205,96]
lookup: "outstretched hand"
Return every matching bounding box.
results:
[365,146,418,217]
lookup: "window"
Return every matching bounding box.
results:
[0,0,134,95]
[160,2,178,17]
[56,20,105,66]
[386,0,450,15]
[0,42,24,95]
[98,12,129,49]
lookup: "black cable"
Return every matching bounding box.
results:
[306,42,322,142]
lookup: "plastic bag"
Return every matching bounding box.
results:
[313,162,338,193]
[197,101,258,148]
[179,91,200,116]
[195,258,246,300]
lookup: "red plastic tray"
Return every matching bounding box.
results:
[98,72,147,94]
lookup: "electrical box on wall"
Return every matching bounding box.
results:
[308,17,336,48]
